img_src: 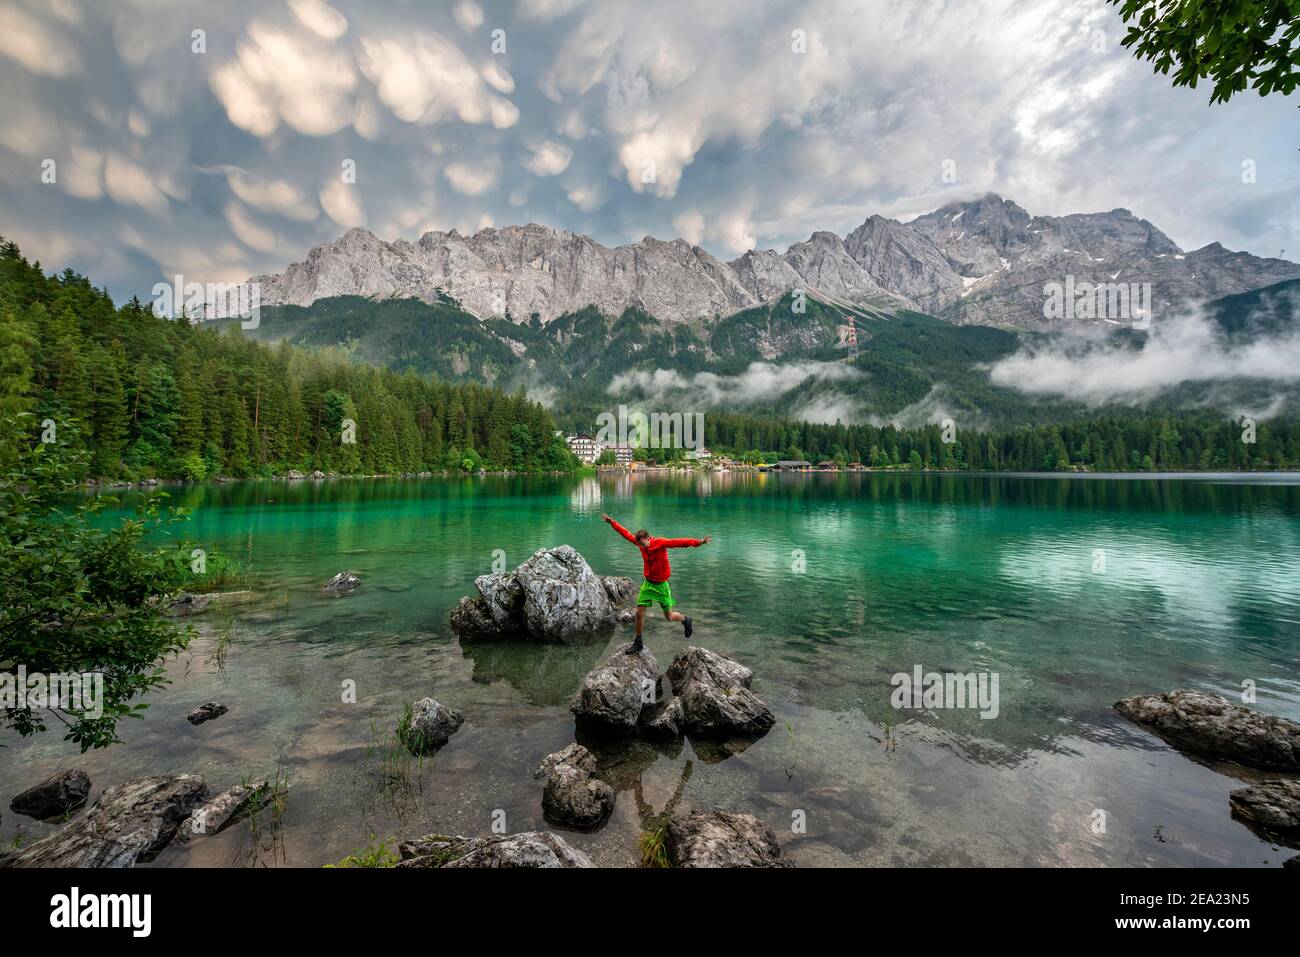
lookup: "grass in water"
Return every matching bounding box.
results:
[363,710,427,816]
[205,609,237,674]
[638,823,671,868]
[327,839,400,868]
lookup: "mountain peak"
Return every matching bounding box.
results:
[246,196,1300,328]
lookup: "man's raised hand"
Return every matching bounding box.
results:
[601,514,613,524]
[701,535,711,544]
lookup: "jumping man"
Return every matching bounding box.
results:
[602,514,710,654]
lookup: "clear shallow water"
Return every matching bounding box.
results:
[3,472,1299,867]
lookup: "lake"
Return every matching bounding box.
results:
[3,470,1299,867]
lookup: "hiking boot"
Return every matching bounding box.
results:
[625,637,644,655]
[682,616,693,639]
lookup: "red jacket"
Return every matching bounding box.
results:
[609,519,702,583]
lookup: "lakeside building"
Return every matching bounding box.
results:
[565,433,602,464]
[773,460,813,471]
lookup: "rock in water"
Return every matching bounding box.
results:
[396,831,594,868]
[9,770,91,821]
[475,572,525,630]
[1,775,208,868]
[450,547,625,642]
[177,779,271,841]
[165,590,255,617]
[449,594,503,638]
[400,697,464,754]
[1114,689,1300,770]
[533,744,615,828]
[516,546,616,639]
[601,576,636,604]
[666,646,775,738]
[322,571,362,594]
[665,810,790,868]
[186,702,228,725]
[571,645,660,731]
[1229,779,1300,840]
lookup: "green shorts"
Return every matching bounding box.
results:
[636,579,675,609]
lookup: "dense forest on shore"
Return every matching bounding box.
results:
[2,237,1296,479]
[696,409,1300,472]
[0,239,580,479]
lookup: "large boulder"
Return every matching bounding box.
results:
[9,770,91,821]
[666,646,775,738]
[1,775,208,868]
[1114,689,1300,770]
[451,547,622,642]
[533,743,615,828]
[396,831,594,868]
[571,645,661,731]
[516,546,616,639]
[1229,779,1300,841]
[665,810,790,868]
[400,697,464,755]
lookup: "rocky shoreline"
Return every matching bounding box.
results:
[9,552,1299,869]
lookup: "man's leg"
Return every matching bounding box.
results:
[625,605,646,654]
[662,601,692,639]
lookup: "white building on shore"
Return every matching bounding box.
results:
[565,433,602,464]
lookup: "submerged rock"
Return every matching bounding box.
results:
[177,778,271,841]
[396,831,594,868]
[665,810,790,868]
[666,646,775,738]
[322,571,362,594]
[571,645,660,731]
[9,770,91,821]
[1,774,207,868]
[400,697,464,754]
[533,743,615,828]
[1115,689,1300,770]
[451,546,625,642]
[641,697,684,739]
[186,702,228,725]
[1229,779,1300,841]
[165,590,254,617]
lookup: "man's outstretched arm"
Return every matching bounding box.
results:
[661,534,711,548]
[602,514,637,543]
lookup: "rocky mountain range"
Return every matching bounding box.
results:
[233,194,1300,330]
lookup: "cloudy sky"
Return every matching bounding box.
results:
[1,0,1296,304]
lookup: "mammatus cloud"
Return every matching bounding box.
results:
[988,295,1300,405]
[0,0,1295,306]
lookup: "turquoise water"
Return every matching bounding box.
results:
[2,471,1298,867]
